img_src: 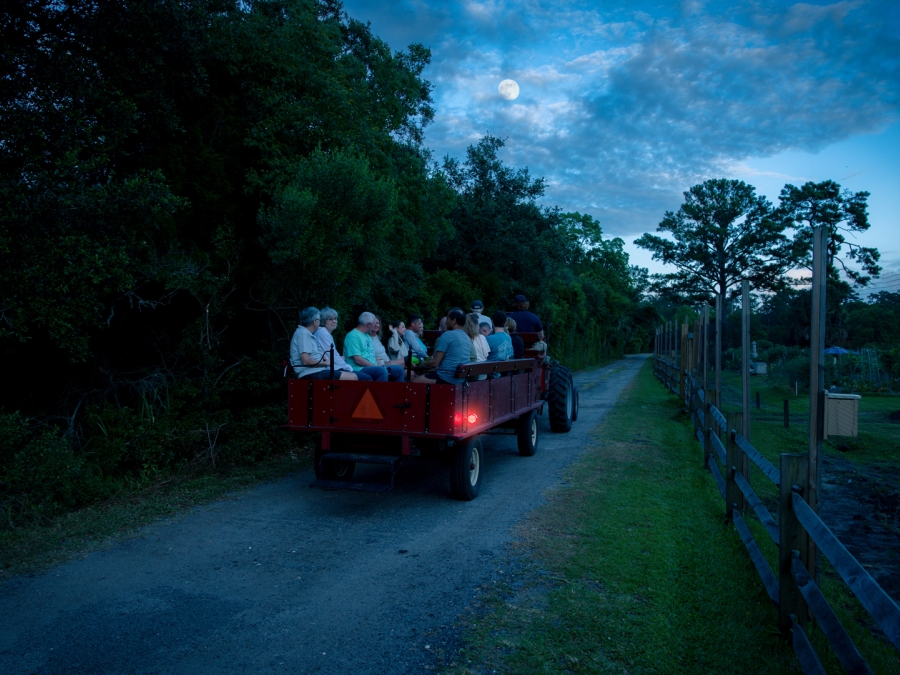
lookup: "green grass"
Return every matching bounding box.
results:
[714,370,900,465]
[447,359,801,674]
[0,445,313,583]
[704,370,900,674]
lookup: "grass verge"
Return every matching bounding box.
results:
[448,359,800,674]
[0,444,313,583]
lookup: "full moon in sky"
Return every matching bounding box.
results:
[498,79,519,100]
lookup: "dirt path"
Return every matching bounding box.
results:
[0,356,648,675]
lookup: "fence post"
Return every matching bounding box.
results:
[725,413,741,520]
[703,397,714,470]
[808,225,827,584]
[780,453,810,635]
[742,279,751,443]
[703,304,709,393]
[783,399,789,428]
[715,293,722,412]
[680,323,688,404]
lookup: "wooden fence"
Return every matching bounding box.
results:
[652,347,900,674]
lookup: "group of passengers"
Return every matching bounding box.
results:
[290,295,544,385]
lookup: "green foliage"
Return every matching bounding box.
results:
[0,2,648,529]
[636,179,791,302]
[778,180,880,286]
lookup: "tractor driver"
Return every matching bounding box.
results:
[411,308,471,385]
[507,294,543,338]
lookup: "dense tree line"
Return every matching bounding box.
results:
[0,1,653,527]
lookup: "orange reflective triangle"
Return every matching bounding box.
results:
[351,388,384,421]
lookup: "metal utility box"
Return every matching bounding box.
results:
[824,392,861,438]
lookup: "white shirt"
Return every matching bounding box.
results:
[473,334,490,362]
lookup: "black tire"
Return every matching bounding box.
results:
[314,440,355,481]
[571,387,579,422]
[548,366,574,432]
[449,436,483,501]
[517,409,539,456]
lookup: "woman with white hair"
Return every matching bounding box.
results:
[315,307,373,381]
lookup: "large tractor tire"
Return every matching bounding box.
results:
[449,436,483,501]
[548,366,575,432]
[517,409,539,456]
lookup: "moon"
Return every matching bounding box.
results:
[498,79,519,100]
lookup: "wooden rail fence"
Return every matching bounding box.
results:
[652,331,899,674]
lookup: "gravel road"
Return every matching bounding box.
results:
[1,355,647,675]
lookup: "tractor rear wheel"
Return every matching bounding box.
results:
[517,409,539,456]
[449,436,483,501]
[548,366,574,432]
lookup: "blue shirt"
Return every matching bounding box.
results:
[434,329,473,384]
[485,332,513,361]
[405,331,428,359]
[507,310,542,333]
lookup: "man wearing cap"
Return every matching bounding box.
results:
[471,299,484,317]
[507,294,542,334]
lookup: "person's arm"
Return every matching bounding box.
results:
[425,350,446,368]
[351,354,376,367]
[300,351,329,366]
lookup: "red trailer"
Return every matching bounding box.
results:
[284,332,577,500]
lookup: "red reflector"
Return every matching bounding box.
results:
[351,389,384,422]
[454,413,462,425]
[467,413,478,424]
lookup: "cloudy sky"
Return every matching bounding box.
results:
[342,0,900,292]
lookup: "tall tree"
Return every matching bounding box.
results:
[635,179,791,300]
[778,180,880,286]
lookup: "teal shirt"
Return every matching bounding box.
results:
[343,328,376,372]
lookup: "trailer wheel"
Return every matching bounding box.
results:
[548,366,574,432]
[314,443,356,481]
[449,436,483,501]
[517,409,539,456]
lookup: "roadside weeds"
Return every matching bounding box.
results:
[0,447,313,583]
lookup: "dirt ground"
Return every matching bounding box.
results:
[819,454,900,599]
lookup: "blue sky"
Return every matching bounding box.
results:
[342,0,900,292]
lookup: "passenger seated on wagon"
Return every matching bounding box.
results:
[405,314,429,361]
[290,307,358,380]
[387,320,410,362]
[466,312,489,362]
[479,321,492,338]
[411,308,471,385]
[485,311,513,361]
[314,306,373,381]
[370,315,406,373]
[506,317,525,359]
[343,312,404,382]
